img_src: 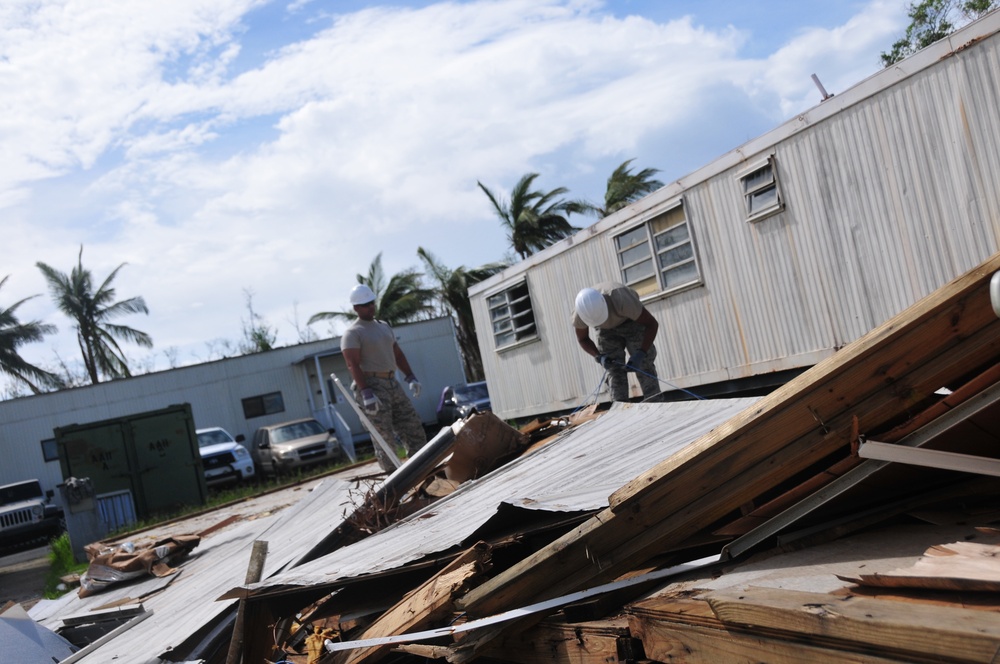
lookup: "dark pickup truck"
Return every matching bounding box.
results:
[0,479,64,550]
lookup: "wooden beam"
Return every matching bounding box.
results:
[840,539,1000,592]
[628,616,907,664]
[479,617,636,664]
[705,587,1000,663]
[226,540,269,664]
[446,254,1000,661]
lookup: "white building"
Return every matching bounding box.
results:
[470,11,1000,421]
[0,316,466,494]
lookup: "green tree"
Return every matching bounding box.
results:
[238,289,277,354]
[881,0,998,66]
[417,247,507,381]
[0,275,63,394]
[309,253,436,328]
[579,159,664,219]
[478,173,584,260]
[36,246,153,384]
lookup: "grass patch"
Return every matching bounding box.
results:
[44,533,89,599]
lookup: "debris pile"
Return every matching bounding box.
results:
[23,253,1000,664]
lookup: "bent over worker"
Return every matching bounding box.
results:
[573,282,661,402]
[341,284,427,472]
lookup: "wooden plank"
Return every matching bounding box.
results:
[331,543,490,664]
[713,456,861,536]
[841,540,1000,591]
[704,586,1000,663]
[479,617,634,664]
[446,255,1000,661]
[627,615,902,664]
[880,362,1000,442]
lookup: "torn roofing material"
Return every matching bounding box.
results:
[29,477,357,664]
[236,397,760,596]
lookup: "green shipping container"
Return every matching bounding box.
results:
[55,403,207,519]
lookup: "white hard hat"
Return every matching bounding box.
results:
[349,284,376,305]
[575,288,608,327]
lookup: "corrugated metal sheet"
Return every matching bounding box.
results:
[249,398,759,591]
[470,12,1000,420]
[30,476,359,664]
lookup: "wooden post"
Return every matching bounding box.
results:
[225,540,269,664]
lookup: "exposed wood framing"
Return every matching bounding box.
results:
[446,253,1000,661]
[479,616,639,664]
[326,543,491,664]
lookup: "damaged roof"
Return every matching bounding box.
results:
[240,397,760,594]
[29,476,359,664]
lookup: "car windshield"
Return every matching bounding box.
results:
[1,481,43,504]
[271,420,325,444]
[197,430,233,447]
[454,383,489,404]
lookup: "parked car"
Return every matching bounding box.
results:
[0,479,64,550]
[436,381,491,426]
[196,427,256,487]
[250,418,342,476]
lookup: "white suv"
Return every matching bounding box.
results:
[196,427,256,486]
[1,479,63,550]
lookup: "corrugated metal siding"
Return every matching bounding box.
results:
[473,12,1000,421]
[0,318,466,489]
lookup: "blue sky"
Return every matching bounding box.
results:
[2,0,912,390]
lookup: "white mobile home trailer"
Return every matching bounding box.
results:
[0,317,465,493]
[470,12,1000,421]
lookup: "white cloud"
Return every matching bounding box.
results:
[1,0,906,382]
[757,0,905,115]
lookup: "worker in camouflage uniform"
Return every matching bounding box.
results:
[573,282,662,402]
[341,284,427,472]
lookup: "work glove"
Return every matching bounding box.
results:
[594,354,612,370]
[626,349,646,372]
[360,388,380,414]
[404,374,421,398]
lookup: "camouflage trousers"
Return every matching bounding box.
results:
[597,319,662,402]
[354,375,427,472]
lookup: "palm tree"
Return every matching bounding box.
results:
[0,276,63,394]
[36,246,153,384]
[478,172,583,260]
[309,253,436,328]
[418,248,507,381]
[580,158,664,219]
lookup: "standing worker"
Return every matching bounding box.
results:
[573,282,661,402]
[341,284,428,472]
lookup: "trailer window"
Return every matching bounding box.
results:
[242,391,285,419]
[740,156,783,220]
[614,203,700,296]
[487,280,537,349]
